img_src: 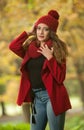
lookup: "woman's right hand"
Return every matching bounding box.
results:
[27,22,36,36]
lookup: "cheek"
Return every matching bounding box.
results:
[36,30,38,34]
[45,32,50,38]
[36,30,39,37]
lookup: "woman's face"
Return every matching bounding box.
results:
[36,23,50,42]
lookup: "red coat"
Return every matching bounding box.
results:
[9,31,72,115]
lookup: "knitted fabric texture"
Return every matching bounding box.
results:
[35,10,59,32]
[28,39,53,58]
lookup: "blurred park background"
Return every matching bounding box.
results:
[0,0,84,130]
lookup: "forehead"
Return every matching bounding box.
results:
[37,23,49,28]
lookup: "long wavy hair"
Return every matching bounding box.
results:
[23,30,68,64]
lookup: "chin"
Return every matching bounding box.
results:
[38,39,48,42]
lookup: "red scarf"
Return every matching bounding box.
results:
[28,39,53,58]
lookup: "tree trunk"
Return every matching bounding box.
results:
[77,73,84,108]
[22,103,30,123]
[73,58,84,108]
[0,101,6,116]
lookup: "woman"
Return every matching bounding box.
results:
[9,10,71,130]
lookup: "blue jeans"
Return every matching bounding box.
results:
[30,89,65,130]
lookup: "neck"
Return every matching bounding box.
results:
[40,42,45,47]
[36,39,52,48]
[36,40,45,47]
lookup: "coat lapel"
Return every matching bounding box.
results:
[20,49,30,72]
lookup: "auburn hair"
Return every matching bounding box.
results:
[50,31,68,64]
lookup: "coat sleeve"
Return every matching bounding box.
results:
[9,31,28,58]
[43,57,66,84]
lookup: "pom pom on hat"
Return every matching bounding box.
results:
[48,10,59,20]
[35,10,60,32]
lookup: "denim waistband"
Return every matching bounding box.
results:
[32,88,46,93]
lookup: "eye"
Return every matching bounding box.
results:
[37,26,41,30]
[44,28,49,31]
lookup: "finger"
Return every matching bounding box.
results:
[41,44,45,48]
[51,47,53,50]
[51,47,53,51]
[39,46,43,50]
[45,44,48,48]
[37,49,42,53]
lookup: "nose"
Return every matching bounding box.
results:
[40,29,44,34]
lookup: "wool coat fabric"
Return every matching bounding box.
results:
[9,31,72,115]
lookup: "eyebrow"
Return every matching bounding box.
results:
[37,26,49,29]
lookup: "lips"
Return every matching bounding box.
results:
[39,36,44,38]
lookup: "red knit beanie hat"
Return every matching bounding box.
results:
[35,10,59,32]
